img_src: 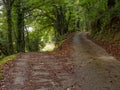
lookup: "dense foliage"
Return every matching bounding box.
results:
[78,0,120,41]
[0,0,120,56]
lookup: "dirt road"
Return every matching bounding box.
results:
[2,32,120,90]
[3,52,73,90]
[70,32,120,90]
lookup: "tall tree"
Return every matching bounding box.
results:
[53,5,68,36]
[15,0,25,52]
[14,0,43,52]
[2,0,14,54]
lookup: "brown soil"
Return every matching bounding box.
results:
[0,32,120,90]
[88,35,120,60]
[70,32,120,90]
[0,33,74,90]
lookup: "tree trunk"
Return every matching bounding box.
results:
[6,8,14,54]
[25,26,31,51]
[16,12,25,52]
[16,0,25,52]
[54,6,68,38]
[2,0,15,55]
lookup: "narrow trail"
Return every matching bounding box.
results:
[2,32,120,90]
[70,32,120,90]
[28,53,72,90]
[4,54,30,90]
[3,52,73,90]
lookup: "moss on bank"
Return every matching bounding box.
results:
[0,54,16,79]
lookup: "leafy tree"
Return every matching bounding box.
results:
[2,0,14,54]
[1,0,119,56]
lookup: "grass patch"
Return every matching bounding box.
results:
[0,54,16,79]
